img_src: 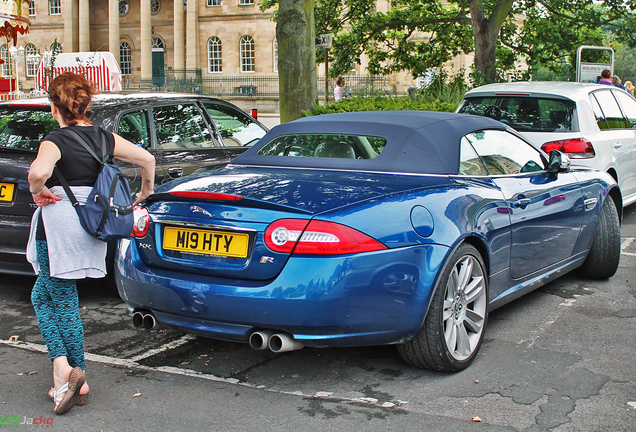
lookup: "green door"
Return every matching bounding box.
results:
[152,51,165,87]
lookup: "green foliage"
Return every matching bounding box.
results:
[304,72,468,116]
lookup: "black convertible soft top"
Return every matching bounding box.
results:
[232,111,509,174]
[233,111,507,175]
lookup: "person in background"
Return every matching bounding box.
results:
[26,72,155,415]
[612,75,627,90]
[597,69,614,86]
[625,80,635,96]
[334,77,348,101]
[407,85,416,99]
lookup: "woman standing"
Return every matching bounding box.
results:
[334,77,348,101]
[26,72,155,415]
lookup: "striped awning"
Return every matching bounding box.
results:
[0,0,30,43]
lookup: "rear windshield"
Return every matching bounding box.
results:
[458,97,576,132]
[0,108,58,152]
[256,133,387,159]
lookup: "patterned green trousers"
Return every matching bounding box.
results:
[31,240,85,369]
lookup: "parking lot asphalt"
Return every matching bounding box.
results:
[0,202,635,431]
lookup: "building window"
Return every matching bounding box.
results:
[119,0,129,15]
[151,0,160,14]
[207,0,220,5]
[120,42,132,75]
[0,45,10,77]
[152,37,164,50]
[49,0,61,14]
[25,44,38,77]
[29,0,35,16]
[238,0,254,4]
[207,37,222,73]
[273,37,278,73]
[240,35,255,73]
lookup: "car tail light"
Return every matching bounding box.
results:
[265,219,387,255]
[131,206,150,237]
[169,191,243,201]
[541,138,595,159]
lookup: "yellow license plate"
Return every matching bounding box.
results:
[163,226,249,258]
[0,182,15,202]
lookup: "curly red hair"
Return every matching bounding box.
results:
[48,72,97,126]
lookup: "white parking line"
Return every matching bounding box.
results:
[129,334,196,362]
[622,237,635,257]
[0,339,407,408]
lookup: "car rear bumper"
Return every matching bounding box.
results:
[115,238,450,347]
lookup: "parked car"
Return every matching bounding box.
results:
[115,111,622,371]
[457,81,636,207]
[0,92,267,280]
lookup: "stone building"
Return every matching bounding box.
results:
[7,0,279,92]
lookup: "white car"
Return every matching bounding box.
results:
[457,81,636,206]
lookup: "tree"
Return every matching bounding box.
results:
[317,0,636,83]
[276,0,318,123]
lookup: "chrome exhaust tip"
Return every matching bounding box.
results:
[249,330,274,350]
[268,333,304,353]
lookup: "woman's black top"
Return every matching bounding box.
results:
[44,125,116,188]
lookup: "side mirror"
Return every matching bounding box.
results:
[548,150,570,174]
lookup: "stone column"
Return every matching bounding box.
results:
[173,0,185,72]
[140,0,152,80]
[63,0,78,52]
[185,0,199,72]
[79,0,90,51]
[109,0,120,63]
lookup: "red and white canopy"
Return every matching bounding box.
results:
[36,51,122,92]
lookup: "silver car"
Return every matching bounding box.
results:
[457,81,636,206]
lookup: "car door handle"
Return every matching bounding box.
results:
[512,198,531,208]
[613,142,622,149]
[168,167,184,178]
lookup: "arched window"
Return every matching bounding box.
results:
[152,37,164,50]
[25,44,38,77]
[120,42,132,76]
[208,37,221,73]
[150,0,160,14]
[240,35,255,73]
[273,37,278,73]
[0,45,9,77]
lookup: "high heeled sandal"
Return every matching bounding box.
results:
[52,367,85,415]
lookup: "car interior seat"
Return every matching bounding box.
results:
[314,141,356,158]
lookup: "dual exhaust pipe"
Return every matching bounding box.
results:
[132,312,303,353]
[249,330,304,353]
[132,310,161,330]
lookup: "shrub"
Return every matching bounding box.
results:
[304,71,468,117]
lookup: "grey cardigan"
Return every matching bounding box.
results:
[26,185,108,279]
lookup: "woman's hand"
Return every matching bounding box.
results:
[32,187,62,207]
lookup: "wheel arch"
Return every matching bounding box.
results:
[607,185,623,224]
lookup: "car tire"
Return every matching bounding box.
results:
[578,197,620,279]
[397,243,488,372]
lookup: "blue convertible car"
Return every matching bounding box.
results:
[116,111,622,371]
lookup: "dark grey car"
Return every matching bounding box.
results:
[0,92,267,279]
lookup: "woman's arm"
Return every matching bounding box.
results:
[28,140,63,207]
[112,133,156,206]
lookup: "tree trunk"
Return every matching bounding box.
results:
[469,0,515,83]
[277,0,317,123]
